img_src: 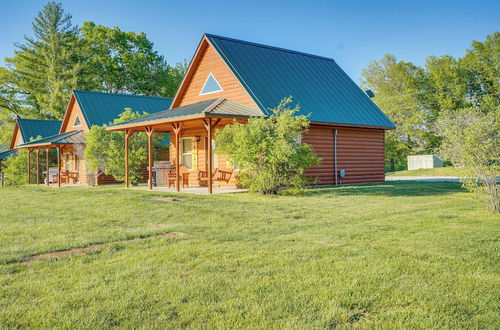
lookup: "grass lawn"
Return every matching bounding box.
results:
[0,182,498,328]
[386,167,472,177]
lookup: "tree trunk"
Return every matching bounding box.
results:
[390,159,395,172]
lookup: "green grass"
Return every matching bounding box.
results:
[386,166,472,177]
[0,182,499,328]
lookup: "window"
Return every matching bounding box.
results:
[212,139,219,168]
[73,115,81,127]
[181,137,193,169]
[199,73,223,95]
[64,154,71,171]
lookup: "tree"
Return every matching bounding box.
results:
[80,22,185,97]
[215,97,320,195]
[5,1,83,120]
[461,32,500,109]
[436,108,499,213]
[361,54,428,171]
[85,109,165,185]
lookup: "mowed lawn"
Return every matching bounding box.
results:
[0,182,498,328]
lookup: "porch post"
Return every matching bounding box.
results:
[45,147,49,186]
[57,145,61,188]
[172,123,182,192]
[207,119,213,194]
[145,126,154,190]
[203,118,221,195]
[125,130,132,188]
[27,149,32,185]
[37,148,40,185]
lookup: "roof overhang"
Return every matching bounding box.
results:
[15,130,86,149]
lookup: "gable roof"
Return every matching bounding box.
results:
[17,130,86,148]
[16,119,62,143]
[202,34,394,129]
[71,90,173,128]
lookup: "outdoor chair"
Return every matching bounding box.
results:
[197,168,218,186]
[168,171,189,188]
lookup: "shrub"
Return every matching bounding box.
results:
[436,108,499,213]
[215,97,320,195]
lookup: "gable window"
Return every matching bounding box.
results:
[199,73,223,95]
[181,137,193,170]
[73,115,82,127]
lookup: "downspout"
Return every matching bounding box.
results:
[334,129,338,186]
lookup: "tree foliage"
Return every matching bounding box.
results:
[436,108,499,213]
[215,98,320,195]
[0,1,185,125]
[84,109,165,185]
[5,1,82,120]
[362,32,499,171]
[80,22,185,97]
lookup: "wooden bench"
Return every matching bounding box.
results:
[215,170,233,184]
[168,172,189,188]
[52,171,78,184]
[197,168,218,186]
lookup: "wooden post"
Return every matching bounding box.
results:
[57,145,61,188]
[172,123,182,192]
[37,148,40,185]
[203,118,221,194]
[125,130,133,188]
[145,126,154,190]
[45,147,49,186]
[27,149,32,185]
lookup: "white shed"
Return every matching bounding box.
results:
[407,155,443,170]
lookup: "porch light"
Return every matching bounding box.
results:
[195,135,201,143]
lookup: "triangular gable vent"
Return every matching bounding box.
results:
[73,115,82,127]
[200,73,223,95]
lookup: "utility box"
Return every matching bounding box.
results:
[407,155,443,170]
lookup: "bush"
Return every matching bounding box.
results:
[437,108,499,213]
[215,97,320,195]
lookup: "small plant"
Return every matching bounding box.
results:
[215,97,320,195]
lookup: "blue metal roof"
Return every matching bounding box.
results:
[73,90,173,127]
[17,119,61,142]
[17,130,86,148]
[205,34,395,128]
[0,149,16,160]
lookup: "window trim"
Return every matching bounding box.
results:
[199,72,224,95]
[73,115,82,127]
[181,137,194,170]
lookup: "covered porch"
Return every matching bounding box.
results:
[15,130,86,187]
[107,98,261,194]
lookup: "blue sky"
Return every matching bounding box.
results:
[0,0,498,82]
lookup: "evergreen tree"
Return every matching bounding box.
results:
[5,1,82,120]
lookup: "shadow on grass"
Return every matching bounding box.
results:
[306,181,465,197]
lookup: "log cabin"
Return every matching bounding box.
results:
[15,90,172,186]
[107,34,395,193]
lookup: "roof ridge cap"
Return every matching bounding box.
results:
[203,98,226,113]
[73,89,171,100]
[205,33,336,62]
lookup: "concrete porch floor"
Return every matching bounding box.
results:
[129,185,247,194]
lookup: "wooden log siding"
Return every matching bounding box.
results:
[303,125,385,185]
[174,41,259,109]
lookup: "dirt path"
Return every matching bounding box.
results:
[23,232,187,264]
